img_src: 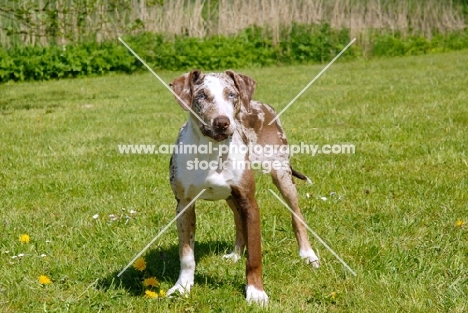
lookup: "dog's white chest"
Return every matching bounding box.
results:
[196,170,233,200]
[171,125,247,201]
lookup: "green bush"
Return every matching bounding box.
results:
[1,24,468,83]
[0,43,137,82]
[278,23,356,64]
[372,30,468,57]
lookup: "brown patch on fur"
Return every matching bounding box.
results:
[176,201,196,259]
[170,70,204,110]
[237,101,288,148]
[226,70,256,113]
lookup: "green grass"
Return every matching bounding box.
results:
[1,50,467,312]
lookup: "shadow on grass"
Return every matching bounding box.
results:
[97,240,244,296]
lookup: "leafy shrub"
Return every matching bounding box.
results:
[1,24,468,83]
[372,31,468,57]
[0,43,138,82]
[278,23,354,64]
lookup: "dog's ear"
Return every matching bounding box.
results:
[170,70,203,111]
[225,70,256,112]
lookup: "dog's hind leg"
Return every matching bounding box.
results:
[271,168,320,268]
[223,197,245,262]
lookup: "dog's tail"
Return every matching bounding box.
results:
[291,167,312,184]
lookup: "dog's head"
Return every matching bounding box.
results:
[170,70,256,142]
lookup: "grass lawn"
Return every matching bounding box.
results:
[0,50,467,312]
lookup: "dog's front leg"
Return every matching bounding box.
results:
[167,199,196,296]
[223,197,245,262]
[230,175,269,305]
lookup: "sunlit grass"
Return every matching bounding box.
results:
[0,50,467,312]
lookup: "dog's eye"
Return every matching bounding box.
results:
[228,92,236,99]
[197,93,206,100]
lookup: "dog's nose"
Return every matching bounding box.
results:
[213,116,230,132]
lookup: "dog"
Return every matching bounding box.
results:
[167,70,319,304]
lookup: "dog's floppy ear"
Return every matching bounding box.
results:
[170,70,203,111]
[225,70,256,112]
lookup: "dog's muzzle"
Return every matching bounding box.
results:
[202,115,232,141]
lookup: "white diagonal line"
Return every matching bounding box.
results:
[268,38,356,125]
[268,189,357,276]
[117,189,206,277]
[118,37,207,126]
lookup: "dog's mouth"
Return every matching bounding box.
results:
[212,133,230,141]
[201,126,232,142]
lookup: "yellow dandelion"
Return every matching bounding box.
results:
[143,277,159,288]
[39,275,52,285]
[19,234,30,243]
[144,290,158,299]
[133,257,147,271]
[159,290,166,297]
[330,291,337,299]
[456,220,465,227]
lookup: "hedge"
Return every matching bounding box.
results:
[1,24,467,83]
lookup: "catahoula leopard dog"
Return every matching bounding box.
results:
[167,70,319,304]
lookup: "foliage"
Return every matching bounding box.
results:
[277,23,357,63]
[371,31,468,56]
[1,24,468,83]
[0,42,136,82]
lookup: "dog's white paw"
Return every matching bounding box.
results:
[222,252,241,262]
[300,249,320,268]
[167,281,193,297]
[246,285,269,306]
[168,255,195,297]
